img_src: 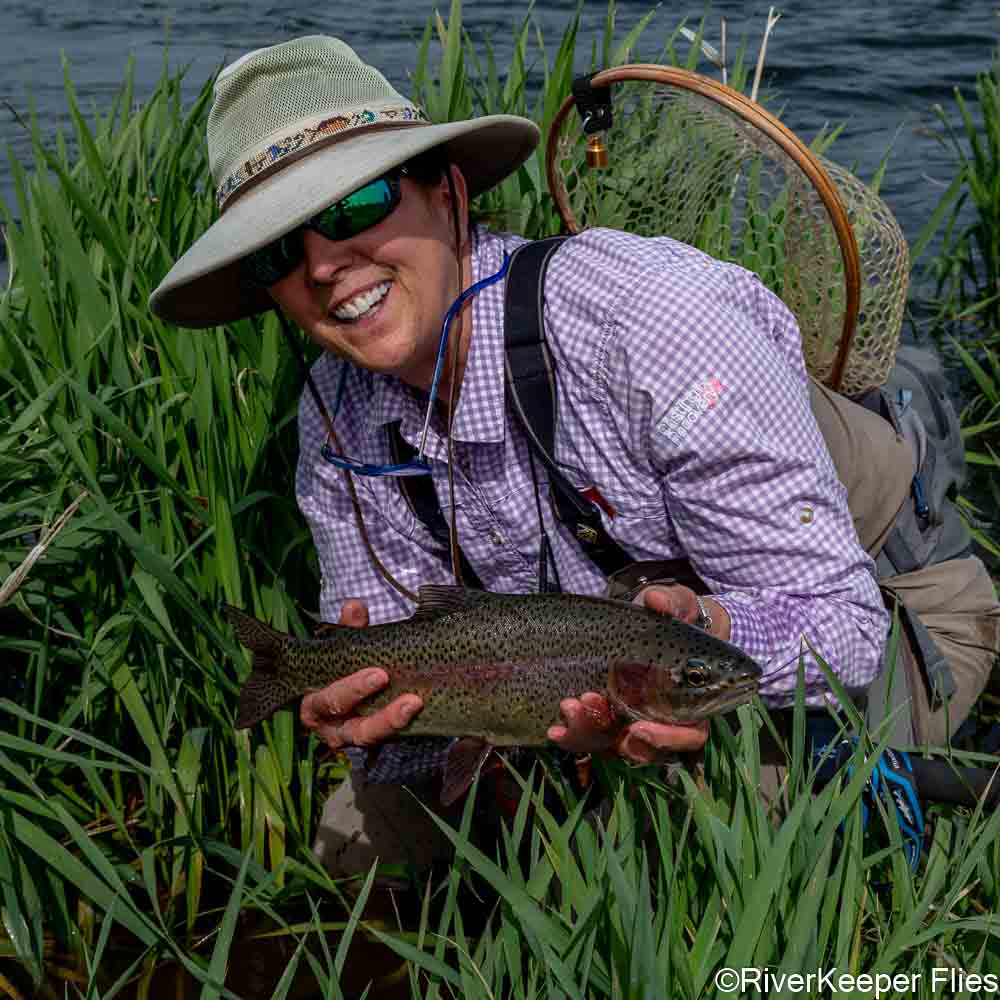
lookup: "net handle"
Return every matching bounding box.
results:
[545,64,861,393]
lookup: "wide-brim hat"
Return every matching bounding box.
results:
[149,35,540,328]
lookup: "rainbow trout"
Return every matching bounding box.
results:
[226,586,761,802]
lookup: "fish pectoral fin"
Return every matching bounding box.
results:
[605,689,643,725]
[413,585,491,620]
[440,738,494,807]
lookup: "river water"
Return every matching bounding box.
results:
[0,1,997,296]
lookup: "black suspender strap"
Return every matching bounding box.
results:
[503,238,634,580]
[393,236,635,592]
[388,422,483,590]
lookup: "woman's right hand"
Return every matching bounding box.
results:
[299,598,423,750]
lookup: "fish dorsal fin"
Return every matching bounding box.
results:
[413,585,491,619]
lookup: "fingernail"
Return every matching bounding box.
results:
[630,727,653,747]
[399,700,419,723]
[364,671,384,693]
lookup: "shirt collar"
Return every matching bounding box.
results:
[448,226,512,444]
[365,226,524,449]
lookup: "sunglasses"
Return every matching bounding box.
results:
[241,169,406,289]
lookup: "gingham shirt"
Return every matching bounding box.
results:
[296,226,888,781]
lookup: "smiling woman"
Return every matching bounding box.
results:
[148,36,537,329]
[4,2,1000,992]
[142,28,906,899]
[266,159,468,390]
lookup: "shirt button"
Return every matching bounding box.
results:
[800,505,815,524]
[490,529,505,546]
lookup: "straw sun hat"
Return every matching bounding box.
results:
[149,35,540,328]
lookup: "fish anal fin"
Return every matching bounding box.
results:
[441,737,493,807]
[413,585,491,620]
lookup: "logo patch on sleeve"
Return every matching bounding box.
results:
[655,375,726,444]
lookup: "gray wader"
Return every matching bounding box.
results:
[313,773,461,887]
[749,379,1000,809]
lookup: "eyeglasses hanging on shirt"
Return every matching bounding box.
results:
[311,253,510,478]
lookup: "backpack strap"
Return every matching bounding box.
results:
[854,346,972,578]
[503,238,636,580]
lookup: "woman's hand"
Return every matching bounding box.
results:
[547,692,708,762]
[547,583,723,762]
[636,582,731,641]
[299,599,423,749]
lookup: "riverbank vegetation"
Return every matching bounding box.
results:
[915,49,1000,556]
[1,3,999,996]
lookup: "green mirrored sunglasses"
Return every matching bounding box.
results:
[241,170,404,289]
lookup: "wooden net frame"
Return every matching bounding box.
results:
[546,65,908,395]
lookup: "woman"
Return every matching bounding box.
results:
[151,35,904,877]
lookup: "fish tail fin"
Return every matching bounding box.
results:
[224,605,298,729]
[224,604,284,666]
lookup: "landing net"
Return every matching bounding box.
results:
[546,67,908,396]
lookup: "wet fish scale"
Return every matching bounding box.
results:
[226,585,761,742]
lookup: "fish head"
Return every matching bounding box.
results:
[607,651,762,724]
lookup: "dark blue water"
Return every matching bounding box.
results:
[1,1,996,294]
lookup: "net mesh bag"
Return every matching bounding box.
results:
[547,70,908,396]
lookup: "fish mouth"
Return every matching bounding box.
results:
[670,678,760,722]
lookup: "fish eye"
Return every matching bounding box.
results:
[684,658,710,686]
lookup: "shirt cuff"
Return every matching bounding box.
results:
[711,592,774,654]
[708,591,885,709]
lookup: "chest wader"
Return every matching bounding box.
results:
[391,237,995,753]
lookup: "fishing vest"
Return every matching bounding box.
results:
[390,236,971,704]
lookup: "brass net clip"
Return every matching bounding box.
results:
[572,74,612,169]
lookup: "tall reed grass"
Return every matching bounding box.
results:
[916,46,1000,560]
[918,47,1000,338]
[1,3,998,996]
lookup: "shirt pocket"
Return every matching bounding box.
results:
[463,480,544,582]
[350,473,426,544]
[605,505,682,562]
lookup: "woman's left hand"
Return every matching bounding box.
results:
[547,583,724,762]
[547,692,708,762]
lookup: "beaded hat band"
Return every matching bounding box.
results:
[214,104,429,212]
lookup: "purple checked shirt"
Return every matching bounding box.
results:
[296,226,889,781]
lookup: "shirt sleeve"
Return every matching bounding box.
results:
[601,254,888,706]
